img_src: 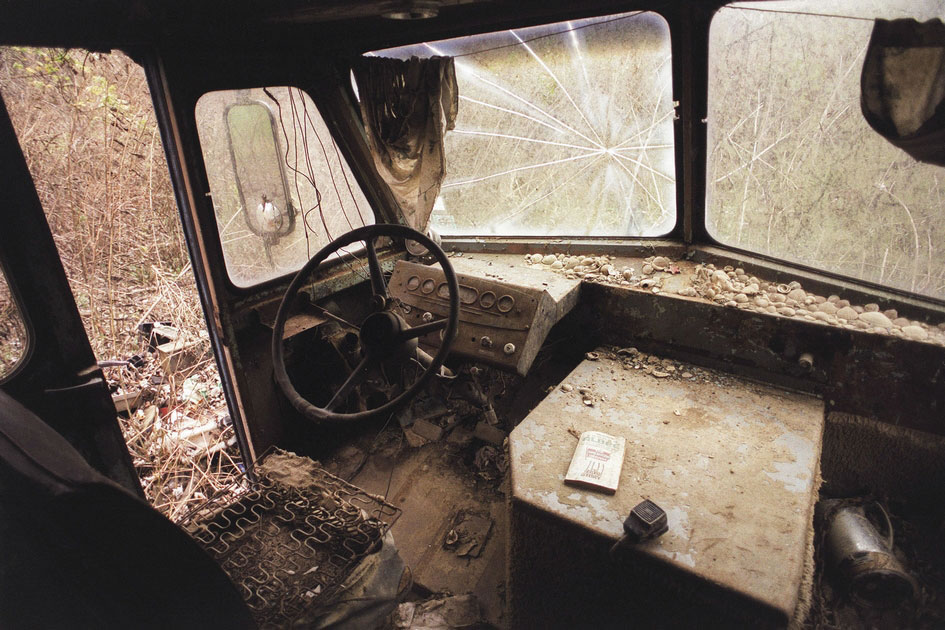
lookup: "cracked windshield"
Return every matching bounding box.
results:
[707,1,945,300]
[373,11,676,237]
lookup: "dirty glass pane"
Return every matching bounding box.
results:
[0,265,27,378]
[372,11,676,237]
[196,88,374,288]
[707,1,945,300]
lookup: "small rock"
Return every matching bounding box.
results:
[813,311,830,321]
[754,297,770,308]
[777,307,796,317]
[734,293,748,303]
[681,372,693,379]
[787,288,806,302]
[859,311,893,328]
[600,264,614,275]
[769,293,786,303]
[902,325,928,341]
[743,284,760,296]
[529,253,543,264]
[585,351,600,361]
[827,295,840,303]
[642,263,654,275]
[560,384,573,392]
[712,270,733,290]
[893,317,911,327]
[864,303,879,312]
[725,300,738,307]
[652,256,671,270]
[884,309,898,320]
[818,302,838,315]
[541,254,557,265]
[836,299,850,308]
[551,260,563,270]
[623,269,634,280]
[836,306,858,320]
[652,370,670,378]
[565,258,580,269]
[853,305,864,314]
[766,305,778,314]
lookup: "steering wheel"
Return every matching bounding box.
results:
[271,224,459,424]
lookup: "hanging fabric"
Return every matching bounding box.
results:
[353,56,458,230]
[861,18,945,166]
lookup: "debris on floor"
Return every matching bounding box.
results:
[390,594,482,630]
[472,420,506,446]
[101,324,241,520]
[472,445,507,483]
[444,509,494,558]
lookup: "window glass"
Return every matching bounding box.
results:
[0,265,27,378]
[707,1,945,300]
[372,11,676,237]
[196,88,373,287]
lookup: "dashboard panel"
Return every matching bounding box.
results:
[389,259,575,375]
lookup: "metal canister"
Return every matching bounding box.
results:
[825,503,917,608]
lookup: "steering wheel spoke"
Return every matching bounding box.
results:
[325,355,373,411]
[398,318,448,342]
[365,236,388,301]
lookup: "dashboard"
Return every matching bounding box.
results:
[388,259,578,375]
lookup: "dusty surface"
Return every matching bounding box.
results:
[450,253,583,319]
[350,433,509,628]
[510,348,825,621]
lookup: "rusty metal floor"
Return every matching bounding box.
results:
[349,437,509,628]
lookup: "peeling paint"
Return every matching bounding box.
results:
[764,432,814,493]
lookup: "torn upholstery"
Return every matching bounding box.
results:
[861,18,945,166]
[354,56,457,230]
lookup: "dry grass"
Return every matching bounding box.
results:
[0,46,243,518]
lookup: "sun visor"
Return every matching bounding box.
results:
[354,56,457,231]
[861,18,945,166]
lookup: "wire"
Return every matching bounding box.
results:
[721,5,877,23]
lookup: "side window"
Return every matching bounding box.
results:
[0,265,27,379]
[706,2,945,300]
[195,87,374,288]
[371,11,676,238]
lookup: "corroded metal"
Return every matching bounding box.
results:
[180,461,400,628]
